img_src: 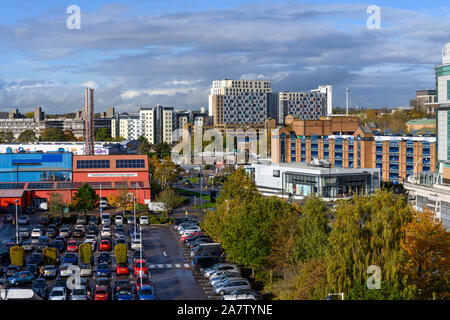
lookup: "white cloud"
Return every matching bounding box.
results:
[164,79,203,86]
[82,81,99,89]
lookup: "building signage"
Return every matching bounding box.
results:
[87,173,138,177]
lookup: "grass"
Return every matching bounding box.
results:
[192,202,217,210]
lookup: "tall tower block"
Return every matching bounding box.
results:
[85,88,95,155]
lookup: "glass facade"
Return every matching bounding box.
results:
[76,159,110,169]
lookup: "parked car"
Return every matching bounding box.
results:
[131,239,142,250]
[73,228,85,238]
[26,252,43,266]
[46,227,58,238]
[99,239,111,251]
[97,252,111,264]
[32,277,49,299]
[59,227,71,238]
[24,264,40,278]
[43,265,58,278]
[22,240,34,251]
[3,214,13,224]
[115,215,124,225]
[39,215,49,226]
[135,274,151,291]
[96,263,111,278]
[95,277,110,290]
[101,227,111,238]
[4,265,20,277]
[116,288,134,300]
[87,224,98,235]
[62,253,78,264]
[222,288,263,300]
[19,227,31,238]
[94,286,109,300]
[67,240,78,252]
[203,263,240,278]
[49,286,67,300]
[116,263,130,276]
[70,285,89,300]
[18,216,30,225]
[139,216,149,225]
[7,271,34,286]
[76,216,86,225]
[53,216,62,226]
[191,256,220,271]
[31,227,43,238]
[25,206,35,214]
[80,264,92,277]
[133,259,148,276]
[214,278,251,296]
[59,263,74,277]
[88,216,98,225]
[210,272,242,286]
[52,239,66,252]
[138,285,155,300]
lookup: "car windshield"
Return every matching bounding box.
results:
[140,289,153,295]
[73,289,86,295]
[51,290,63,296]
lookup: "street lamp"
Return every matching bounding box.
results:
[14,199,19,245]
[139,225,143,289]
[127,192,136,241]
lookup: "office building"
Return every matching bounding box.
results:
[272,116,436,184]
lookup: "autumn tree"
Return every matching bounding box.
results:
[49,192,69,218]
[107,188,131,214]
[155,188,185,214]
[41,127,65,141]
[63,130,76,141]
[153,156,180,189]
[401,210,450,299]
[0,131,15,143]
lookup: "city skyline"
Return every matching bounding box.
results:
[0,0,450,114]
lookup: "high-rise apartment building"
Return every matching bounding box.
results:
[436,43,450,166]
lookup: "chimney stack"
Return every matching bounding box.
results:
[85,88,95,155]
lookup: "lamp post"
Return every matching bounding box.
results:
[139,225,143,289]
[14,199,19,245]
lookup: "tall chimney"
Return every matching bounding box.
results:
[85,88,95,155]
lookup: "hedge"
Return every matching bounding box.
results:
[42,247,58,265]
[79,243,92,264]
[10,246,24,267]
[114,243,127,264]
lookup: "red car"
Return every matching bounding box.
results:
[135,274,151,291]
[180,232,204,243]
[116,263,130,275]
[99,239,111,251]
[133,259,148,276]
[67,240,78,252]
[94,286,109,300]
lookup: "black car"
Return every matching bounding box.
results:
[40,216,49,226]
[113,279,132,296]
[87,224,98,235]
[25,263,40,278]
[132,250,146,261]
[0,247,10,263]
[52,239,66,252]
[25,206,35,214]
[192,256,220,271]
[37,236,50,250]
[52,217,62,226]
[33,277,49,299]
[54,277,68,290]
[27,252,43,266]
[3,214,13,224]
[88,216,98,225]
[97,252,112,264]
[73,228,85,238]
[47,227,58,238]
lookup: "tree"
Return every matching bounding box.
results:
[63,130,76,141]
[42,247,57,265]
[293,257,329,300]
[400,210,450,299]
[138,135,151,154]
[155,188,185,213]
[107,188,131,214]
[216,168,258,205]
[95,127,111,141]
[326,190,416,300]
[49,192,68,217]
[0,131,15,143]
[10,246,24,267]
[154,142,171,159]
[294,196,330,262]
[17,130,37,143]
[72,183,99,216]
[79,243,92,264]
[153,157,180,189]
[24,112,35,118]
[41,127,65,141]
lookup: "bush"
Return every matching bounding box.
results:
[42,247,58,265]
[79,243,92,264]
[160,212,168,224]
[114,243,127,264]
[10,246,24,267]
[150,216,160,224]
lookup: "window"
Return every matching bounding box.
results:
[116,159,145,168]
[273,170,280,177]
[76,160,110,169]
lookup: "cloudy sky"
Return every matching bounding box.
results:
[0,0,449,114]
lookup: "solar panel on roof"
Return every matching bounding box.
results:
[27,182,55,189]
[56,182,73,189]
[0,183,25,189]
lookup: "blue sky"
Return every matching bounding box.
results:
[0,0,449,114]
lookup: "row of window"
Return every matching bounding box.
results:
[76,159,146,169]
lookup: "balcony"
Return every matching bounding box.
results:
[389,168,399,173]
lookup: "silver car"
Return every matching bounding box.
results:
[70,285,89,300]
[22,240,34,251]
[49,287,67,300]
[210,272,242,286]
[19,227,31,238]
[214,278,251,296]
[80,264,92,277]
[204,264,241,278]
[43,265,58,278]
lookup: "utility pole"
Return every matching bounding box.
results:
[346,88,350,116]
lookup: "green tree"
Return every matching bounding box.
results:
[24,112,35,118]
[137,135,151,154]
[154,157,180,189]
[49,192,68,217]
[17,130,37,143]
[155,188,185,214]
[154,142,171,159]
[95,127,111,141]
[42,247,58,265]
[114,243,127,264]
[294,196,330,262]
[10,246,24,267]
[72,183,99,216]
[326,190,416,300]
[0,131,15,143]
[63,130,76,141]
[41,127,65,141]
[216,168,258,205]
[79,243,92,264]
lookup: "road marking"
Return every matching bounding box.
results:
[166,264,172,268]
[175,264,181,268]
[184,264,190,268]
[149,265,156,269]
[158,264,164,268]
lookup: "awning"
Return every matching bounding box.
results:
[0,189,24,198]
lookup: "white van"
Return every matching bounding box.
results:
[39,202,48,211]
[99,200,108,209]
